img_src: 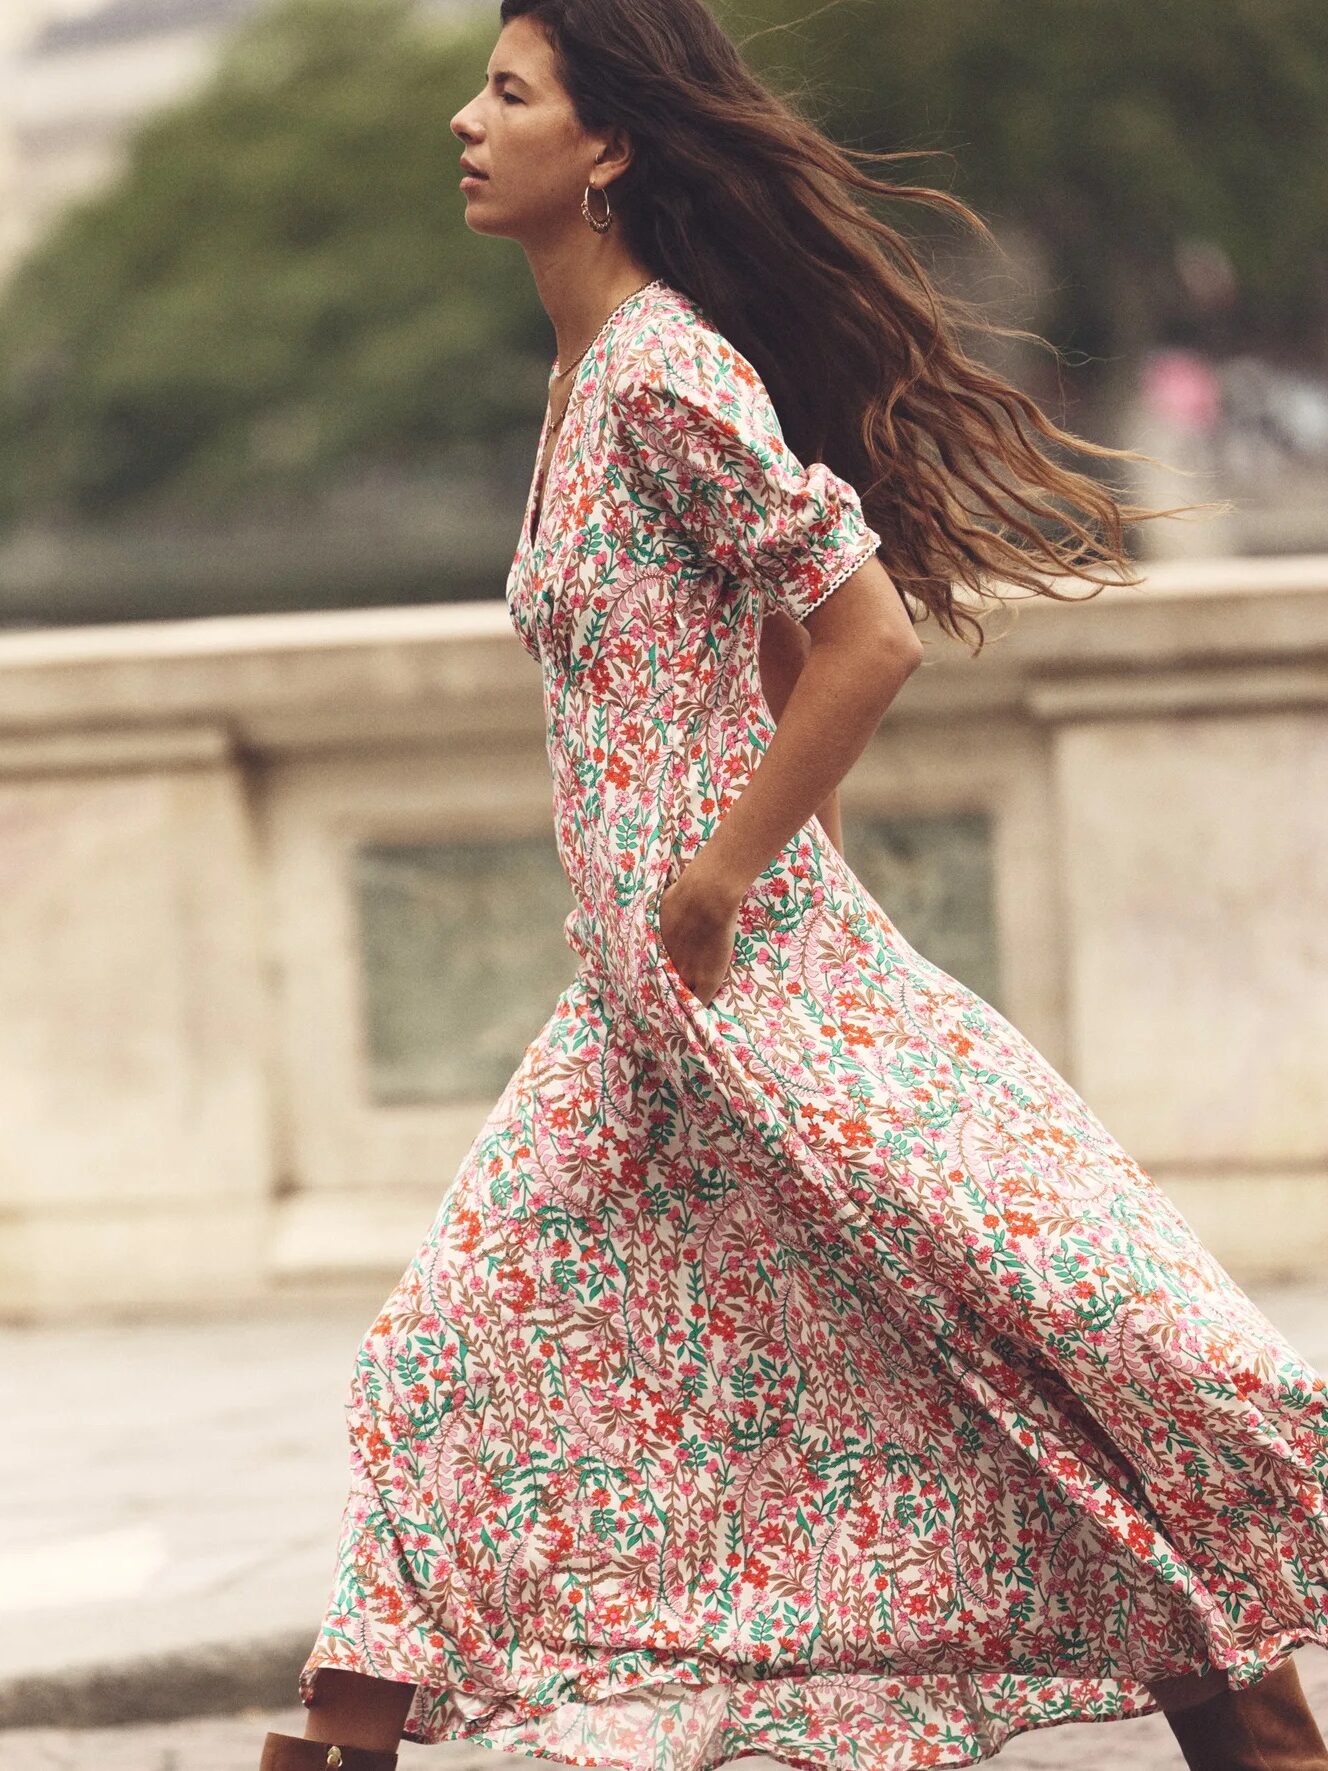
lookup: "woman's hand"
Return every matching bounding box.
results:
[657,866,741,1006]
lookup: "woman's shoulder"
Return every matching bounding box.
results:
[608,288,775,442]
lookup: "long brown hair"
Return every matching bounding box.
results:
[499,0,1226,652]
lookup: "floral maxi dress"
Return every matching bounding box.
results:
[299,276,1328,1771]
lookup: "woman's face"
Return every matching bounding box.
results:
[450,18,599,241]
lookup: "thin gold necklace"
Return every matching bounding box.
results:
[532,277,662,544]
[548,276,662,409]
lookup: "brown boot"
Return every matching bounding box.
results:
[258,1735,399,1770]
[1162,1656,1328,1771]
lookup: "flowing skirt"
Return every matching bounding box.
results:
[299,833,1328,1771]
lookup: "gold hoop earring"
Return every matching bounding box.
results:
[581,182,613,233]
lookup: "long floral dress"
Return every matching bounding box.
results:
[299,275,1328,1770]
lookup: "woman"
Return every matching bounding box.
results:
[261,4,1328,1768]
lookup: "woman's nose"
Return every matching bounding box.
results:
[451,92,488,138]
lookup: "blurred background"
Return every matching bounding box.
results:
[0,1,1326,1760]
[1,0,1327,623]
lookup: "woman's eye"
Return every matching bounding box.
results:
[501,93,522,104]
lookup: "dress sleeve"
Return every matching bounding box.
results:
[612,329,883,623]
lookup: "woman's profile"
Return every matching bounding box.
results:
[259,3,1328,1767]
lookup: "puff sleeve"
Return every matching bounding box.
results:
[612,327,882,623]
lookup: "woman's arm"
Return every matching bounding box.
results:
[663,553,922,999]
[757,606,845,854]
[614,333,918,999]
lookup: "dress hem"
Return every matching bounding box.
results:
[299,1623,1328,1770]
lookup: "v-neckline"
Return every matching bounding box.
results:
[525,396,564,553]
[521,275,667,559]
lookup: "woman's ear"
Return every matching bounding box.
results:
[593,125,635,182]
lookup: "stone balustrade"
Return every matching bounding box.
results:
[1,555,1324,1319]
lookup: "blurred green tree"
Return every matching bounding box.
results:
[793,0,1328,371]
[0,0,1324,529]
[0,0,541,525]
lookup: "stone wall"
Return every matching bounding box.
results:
[0,558,1324,1319]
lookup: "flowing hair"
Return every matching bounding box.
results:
[499,0,1226,652]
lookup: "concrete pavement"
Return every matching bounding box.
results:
[2,1277,1326,1751]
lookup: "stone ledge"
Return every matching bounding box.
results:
[0,558,1322,753]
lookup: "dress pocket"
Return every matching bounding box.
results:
[643,864,731,1016]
